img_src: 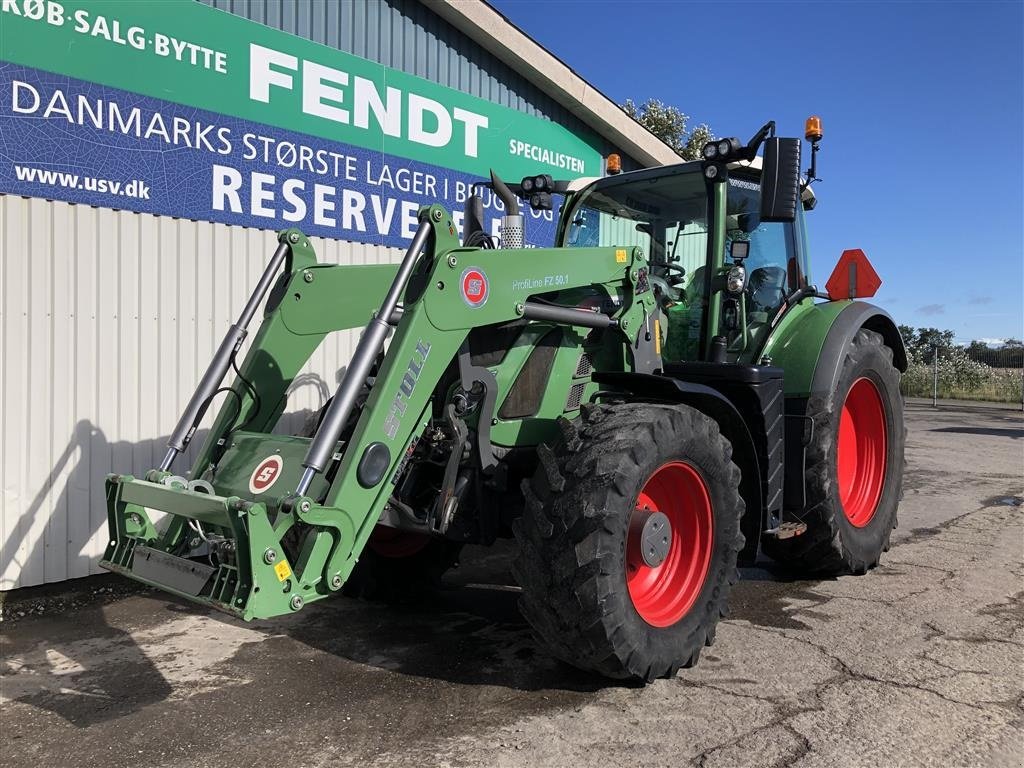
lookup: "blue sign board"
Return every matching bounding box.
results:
[0,63,561,247]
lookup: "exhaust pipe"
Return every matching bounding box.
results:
[490,170,524,248]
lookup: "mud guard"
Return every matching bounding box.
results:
[810,303,907,397]
[766,300,907,518]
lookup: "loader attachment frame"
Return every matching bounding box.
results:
[101,205,658,619]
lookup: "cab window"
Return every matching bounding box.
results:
[726,175,800,325]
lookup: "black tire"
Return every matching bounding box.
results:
[512,402,745,681]
[763,328,904,574]
[342,534,462,604]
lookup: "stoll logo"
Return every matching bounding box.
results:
[249,455,284,494]
[461,267,488,308]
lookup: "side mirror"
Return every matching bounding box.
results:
[760,137,801,223]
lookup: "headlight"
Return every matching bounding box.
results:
[704,164,719,179]
[521,177,534,192]
[726,265,746,294]
[702,142,718,160]
[717,139,732,157]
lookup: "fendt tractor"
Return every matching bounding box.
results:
[101,118,906,681]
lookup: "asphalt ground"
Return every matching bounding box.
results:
[1,402,1022,768]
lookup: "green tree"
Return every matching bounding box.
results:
[898,324,918,350]
[899,326,955,364]
[623,99,713,161]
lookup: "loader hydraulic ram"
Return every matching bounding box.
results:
[103,117,907,681]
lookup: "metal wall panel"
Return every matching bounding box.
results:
[199,0,638,167]
[0,195,400,589]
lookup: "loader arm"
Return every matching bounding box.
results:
[102,205,658,620]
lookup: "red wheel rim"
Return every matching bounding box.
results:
[837,377,888,527]
[626,462,714,627]
[367,527,430,558]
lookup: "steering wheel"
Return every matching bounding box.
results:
[655,262,687,286]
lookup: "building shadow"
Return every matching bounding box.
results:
[0,365,338,727]
[1,421,178,726]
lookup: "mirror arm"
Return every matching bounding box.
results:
[740,120,776,161]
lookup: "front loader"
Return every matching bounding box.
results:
[101,117,906,680]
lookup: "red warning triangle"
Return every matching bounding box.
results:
[825,249,881,300]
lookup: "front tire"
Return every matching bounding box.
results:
[512,402,745,681]
[764,328,904,573]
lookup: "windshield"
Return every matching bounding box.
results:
[562,167,709,280]
[558,165,805,365]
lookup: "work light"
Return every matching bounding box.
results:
[726,265,747,294]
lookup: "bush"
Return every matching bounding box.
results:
[901,349,1023,403]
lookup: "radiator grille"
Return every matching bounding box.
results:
[565,382,586,411]
[574,353,593,378]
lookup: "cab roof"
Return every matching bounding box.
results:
[565,155,817,205]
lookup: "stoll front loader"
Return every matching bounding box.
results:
[101,118,906,681]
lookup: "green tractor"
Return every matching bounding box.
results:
[101,118,905,681]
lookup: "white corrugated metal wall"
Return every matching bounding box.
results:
[0,0,649,590]
[0,195,400,589]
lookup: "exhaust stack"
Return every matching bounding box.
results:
[490,169,524,248]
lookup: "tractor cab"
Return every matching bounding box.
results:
[554,130,818,367]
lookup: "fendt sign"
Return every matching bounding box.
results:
[0,0,602,247]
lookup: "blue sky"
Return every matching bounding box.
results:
[491,0,1024,343]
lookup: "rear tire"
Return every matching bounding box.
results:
[763,328,904,574]
[512,402,745,681]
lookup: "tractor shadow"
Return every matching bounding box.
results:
[275,539,614,696]
[930,426,1023,439]
[272,547,843,687]
[728,561,841,631]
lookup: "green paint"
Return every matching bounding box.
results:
[761,298,853,396]
[703,181,728,358]
[0,0,601,179]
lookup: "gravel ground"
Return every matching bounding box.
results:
[1,402,1021,768]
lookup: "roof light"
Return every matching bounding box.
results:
[805,115,823,142]
[606,153,622,174]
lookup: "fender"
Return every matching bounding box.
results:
[810,302,907,397]
[762,300,907,398]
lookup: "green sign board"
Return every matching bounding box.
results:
[0,0,603,180]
